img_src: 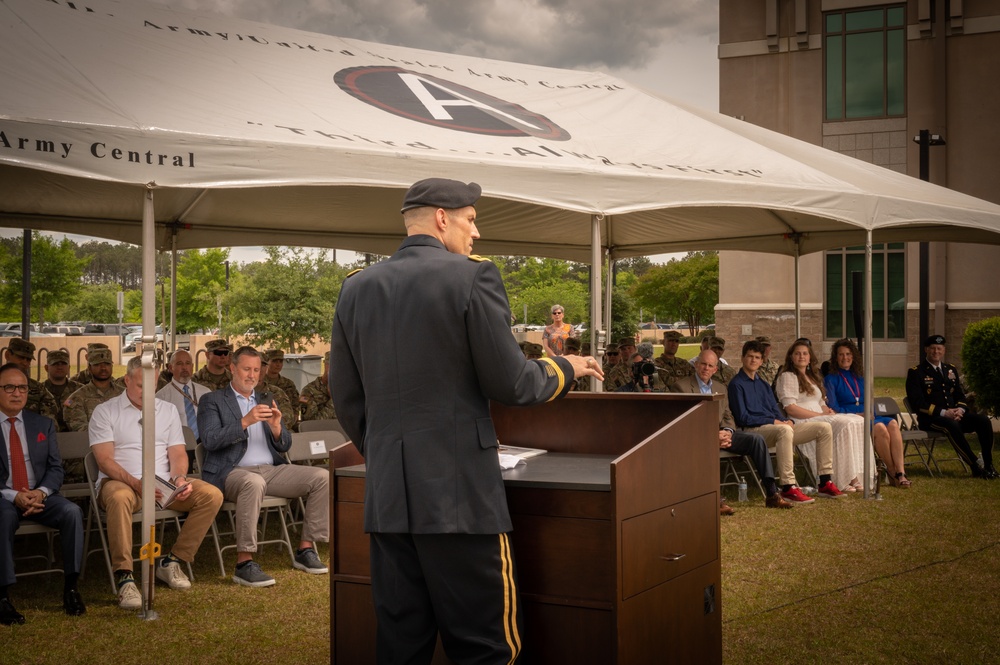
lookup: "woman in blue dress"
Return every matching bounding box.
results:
[824,339,911,488]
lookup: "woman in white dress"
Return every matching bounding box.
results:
[775,341,872,491]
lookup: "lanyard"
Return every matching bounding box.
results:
[839,372,860,406]
[171,381,199,407]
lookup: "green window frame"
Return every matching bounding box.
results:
[824,5,906,121]
[825,244,905,339]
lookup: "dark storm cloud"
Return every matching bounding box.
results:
[166,0,716,71]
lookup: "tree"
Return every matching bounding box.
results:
[174,248,229,332]
[56,283,122,323]
[961,317,1000,417]
[222,247,348,351]
[631,252,719,336]
[0,232,90,325]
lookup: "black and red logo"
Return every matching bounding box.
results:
[334,66,571,141]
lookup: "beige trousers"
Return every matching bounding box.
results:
[745,421,834,486]
[98,478,223,572]
[223,464,329,553]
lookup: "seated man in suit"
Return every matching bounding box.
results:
[669,351,792,512]
[155,349,212,442]
[905,334,997,479]
[198,346,329,588]
[91,357,223,610]
[0,363,85,624]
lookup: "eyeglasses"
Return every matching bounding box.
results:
[212,350,230,357]
[1,384,29,394]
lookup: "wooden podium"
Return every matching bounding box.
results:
[330,393,722,664]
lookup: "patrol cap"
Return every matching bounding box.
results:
[205,338,232,353]
[604,342,619,354]
[87,348,113,365]
[264,349,285,362]
[400,178,482,213]
[323,351,330,363]
[709,336,726,350]
[564,337,581,353]
[924,334,946,346]
[46,350,70,364]
[524,342,544,356]
[617,336,637,348]
[755,335,772,346]
[662,330,683,342]
[86,342,109,352]
[6,337,35,360]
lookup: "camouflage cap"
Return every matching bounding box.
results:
[564,337,581,353]
[205,338,232,352]
[662,330,684,342]
[264,349,285,362]
[6,337,35,360]
[46,350,70,364]
[708,336,726,350]
[754,335,772,346]
[617,336,637,348]
[524,342,544,356]
[86,342,109,352]
[323,351,330,363]
[605,343,619,354]
[87,348,114,365]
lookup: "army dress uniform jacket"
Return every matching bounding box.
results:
[330,235,575,536]
[905,358,970,428]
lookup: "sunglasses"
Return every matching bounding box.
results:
[606,352,619,356]
[212,349,231,357]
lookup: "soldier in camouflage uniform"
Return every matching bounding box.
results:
[43,349,81,432]
[654,330,694,388]
[63,348,123,432]
[603,336,638,392]
[300,352,336,422]
[193,338,233,391]
[70,342,110,385]
[709,337,737,386]
[523,342,544,360]
[263,349,300,405]
[755,336,780,386]
[565,338,588,391]
[3,337,58,425]
[601,342,620,374]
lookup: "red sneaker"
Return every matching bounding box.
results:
[780,486,815,505]
[817,480,847,499]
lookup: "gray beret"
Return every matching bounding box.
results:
[400,178,482,213]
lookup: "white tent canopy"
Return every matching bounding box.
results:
[4,0,1000,260]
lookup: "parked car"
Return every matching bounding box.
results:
[41,325,83,335]
[83,323,132,339]
[123,326,163,352]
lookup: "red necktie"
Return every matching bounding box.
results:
[7,417,30,492]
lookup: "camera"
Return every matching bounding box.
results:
[632,361,657,392]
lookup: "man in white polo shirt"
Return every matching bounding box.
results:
[90,357,223,610]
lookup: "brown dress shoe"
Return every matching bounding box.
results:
[719,499,735,516]
[765,493,794,509]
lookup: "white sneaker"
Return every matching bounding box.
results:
[156,559,192,589]
[117,580,142,610]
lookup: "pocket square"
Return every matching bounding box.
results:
[37,433,46,442]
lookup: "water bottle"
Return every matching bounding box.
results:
[737,477,748,502]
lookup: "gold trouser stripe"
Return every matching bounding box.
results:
[499,533,521,663]
[537,357,565,401]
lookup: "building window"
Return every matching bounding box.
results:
[824,5,906,121]
[825,244,905,339]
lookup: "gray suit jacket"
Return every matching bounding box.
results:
[196,386,291,492]
[331,235,575,535]
[669,375,736,430]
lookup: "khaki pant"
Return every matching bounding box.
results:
[223,464,329,553]
[98,478,223,572]
[745,421,834,486]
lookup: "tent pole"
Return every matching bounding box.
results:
[794,239,801,339]
[170,232,178,353]
[863,229,874,498]
[140,187,159,619]
[591,214,604,393]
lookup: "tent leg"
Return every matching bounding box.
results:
[863,229,875,499]
[140,187,159,617]
[591,214,604,393]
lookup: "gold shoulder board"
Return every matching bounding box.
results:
[346,268,364,278]
[468,254,489,262]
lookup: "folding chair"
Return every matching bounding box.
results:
[56,429,94,576]
[181,426,199,478]
[194,444,295,577]
[874,397,933,476]
[719,449,764,499]
[83,452,193,594]
[298,418,347,439]
[902,397,970,475]
[284,430,348,530]
[13,521,62,579]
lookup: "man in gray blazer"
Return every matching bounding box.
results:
[670,350,792,511]
[198,346,329,588]
[331,178,604,665]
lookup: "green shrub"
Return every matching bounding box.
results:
[961,317,1000,417]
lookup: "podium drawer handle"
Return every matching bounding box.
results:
[660,553,686,562]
